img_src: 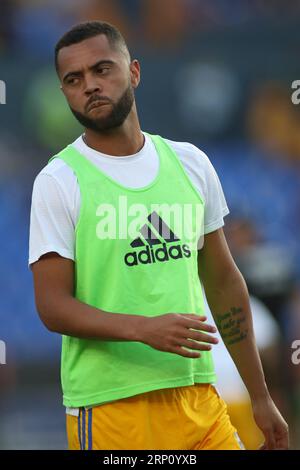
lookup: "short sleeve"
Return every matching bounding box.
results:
[202,152,229,234]
[164,139,230,239]
[28,172,76,266]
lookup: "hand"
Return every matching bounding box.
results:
[252,395,289,450]
[138,313,218,358]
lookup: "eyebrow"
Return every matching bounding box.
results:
[62,59,115,83]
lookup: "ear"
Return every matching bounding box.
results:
[130,59,140,89]
[60,83,67,97]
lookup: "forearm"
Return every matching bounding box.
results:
[37,294,144,342]
[203,268,269,401]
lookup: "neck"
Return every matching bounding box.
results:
[83,106,144,156]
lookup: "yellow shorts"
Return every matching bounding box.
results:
[66,384,244,450]
[227,400,264,450]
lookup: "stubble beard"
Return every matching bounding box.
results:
[70,84,135,133]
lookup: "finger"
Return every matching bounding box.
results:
[187,330,219,344]
[275,428,289,450]
[183,317,217,334]
[265,430,276,450]
[258,442,267,450]
[179,339,213,351]
[171,345,201,359]
[190,323,218,334]
[181,314,207,321]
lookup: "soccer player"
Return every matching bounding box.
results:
[29,21,289,450]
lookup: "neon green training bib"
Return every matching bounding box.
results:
[50,133,216,407]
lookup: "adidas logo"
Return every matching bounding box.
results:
[124,211,191,267]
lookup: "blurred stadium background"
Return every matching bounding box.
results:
[0,0,300,450]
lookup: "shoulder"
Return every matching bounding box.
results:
[161,137,220,195]
[31,146,81,216]
[33,147,79,191]
[163,137,214,174]
[164,137,209,162]
[158,135,229,232]
[30,151,80,231]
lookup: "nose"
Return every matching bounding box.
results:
[84,76,102,96]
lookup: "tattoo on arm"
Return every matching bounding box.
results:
[215,307,248,346]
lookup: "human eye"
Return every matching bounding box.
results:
[66,76,80,86]
[97,66,110,75]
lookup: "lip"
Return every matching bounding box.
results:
[87,101,110,112]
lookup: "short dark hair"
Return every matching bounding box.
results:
[54,21,130,73]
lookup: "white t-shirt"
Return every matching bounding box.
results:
[29,132,229,265]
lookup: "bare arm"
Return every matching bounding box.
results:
[198,229,266,400]
[198,228,289,449]
[32,252,217,357]
[32,253,144,341]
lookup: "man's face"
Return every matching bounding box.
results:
[57,35,140,132]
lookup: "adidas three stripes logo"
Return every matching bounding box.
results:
[124,211,191,267]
